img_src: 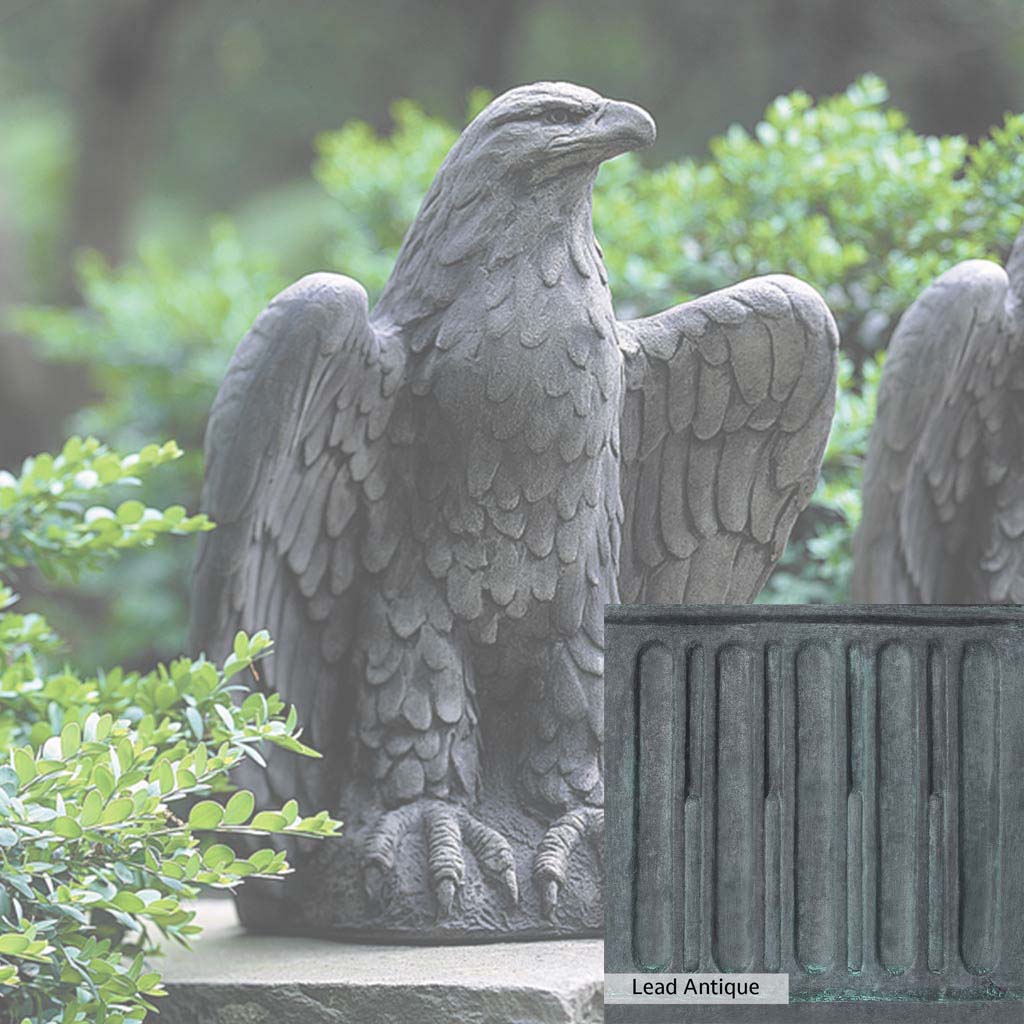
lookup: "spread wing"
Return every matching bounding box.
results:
[852,259,1018,602]
[190,273,404,810]
[617,274,838,604]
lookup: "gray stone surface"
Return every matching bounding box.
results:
[157,900,602,1023]
[853,223,1024,604]
[604,605,1024,1018]
[190,80,839,941]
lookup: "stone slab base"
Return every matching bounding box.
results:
[156,900,603,1024]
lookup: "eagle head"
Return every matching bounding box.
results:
[456,82,656,184]
[377,83,655,324]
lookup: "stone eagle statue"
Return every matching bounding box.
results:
[853,226,1024,604]
[190,82,839,939]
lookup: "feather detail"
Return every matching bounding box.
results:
[618,275,838,607]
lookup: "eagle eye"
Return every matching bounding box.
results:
[542,108,580,126]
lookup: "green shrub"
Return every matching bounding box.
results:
[314,98,463,296]
[13,224,283,459]
[760,352,882,603]
[0,438,339,1023]
[10,228,283,666]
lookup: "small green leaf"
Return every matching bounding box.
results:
[137,970,164,993]
[222,654,246,680]
[187,800,224,830]
[203,843,235,869]
[100,798,133,825]
[154,681,177,710]
[93,765,115,800]
[80,790,103,826]
[185,705,204,740]
[248,849,276,871]
[241,692,268,721]
[115,499,145,524]
[12,749,35,785]
[111,892,145,914]
[223,790,254,826]
[60,722,81,758]
[249,811,287,833]
[52,817,82,839]
[240,743,267,768]
[82,712,100,743]
[0,934,30,955]
[213,704,235,731]
[249,630,272,654]
[156,760,175,795]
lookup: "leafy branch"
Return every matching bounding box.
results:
[0,441,341,1024]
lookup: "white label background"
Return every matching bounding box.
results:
[605,973,790,1005]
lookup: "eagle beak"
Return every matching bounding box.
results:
[592,99,656,155]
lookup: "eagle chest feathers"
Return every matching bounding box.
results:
[407,243,625,638]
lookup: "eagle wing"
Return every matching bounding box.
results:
[852,259,1016,602]
[617,274,838,603]
[190,273,405,811]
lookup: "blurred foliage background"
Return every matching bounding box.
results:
[2,0,1024,669]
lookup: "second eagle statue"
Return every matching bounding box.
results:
[853,225,1024,604]
[191,82,839,939]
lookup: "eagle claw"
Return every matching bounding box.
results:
[534,807,603,920]
[362,800,518,919]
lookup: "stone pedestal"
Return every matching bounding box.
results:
[604,605,1024,1021]
[157,900,603,1023]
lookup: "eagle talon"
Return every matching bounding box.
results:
[435,877,457,918]
[534,807,604,921]
[500,865,519,905]
[362,799,519,917]
[363,863,386,904]
[541,878,560,919]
